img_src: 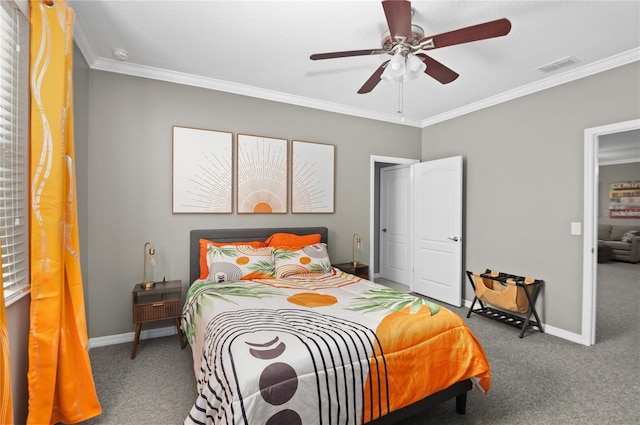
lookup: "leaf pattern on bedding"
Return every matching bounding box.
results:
[182,280,281,344]
[273,248,299,261]
[206,244,238,259]
[350,287,441,315]
[245,259,276,277]
[308,260,332,274]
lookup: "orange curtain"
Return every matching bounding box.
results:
[28,1,101,423]
[1,249,14,425]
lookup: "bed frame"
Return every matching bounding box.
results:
[188,227,472,424]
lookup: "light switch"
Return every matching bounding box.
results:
[571,222,582,235]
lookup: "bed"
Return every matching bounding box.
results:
[182,227,490,425]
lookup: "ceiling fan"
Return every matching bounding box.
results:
[310,0,512,94]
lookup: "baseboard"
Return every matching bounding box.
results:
[542,324,584,344]
[89,304,583,350]
[462,299,583,344]
[88,326,176,350]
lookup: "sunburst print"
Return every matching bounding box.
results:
[237,134,288,213]
[292,141,335,213]
[173,127,233,213]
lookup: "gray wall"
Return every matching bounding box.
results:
[421,62,640,334]
[74,44,90,310]
[83,71,421,338]
[598,162,640,226]
[6,295,29,424]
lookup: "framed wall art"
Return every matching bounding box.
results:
[609,181,640,218]
[237,134,288,214]
[291,140,335,213]
[172,126,233,213]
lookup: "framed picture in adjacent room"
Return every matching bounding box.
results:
[609,181,640,218]
[172,126,233,213]
[237,134,288,214]
[291,140,335,213]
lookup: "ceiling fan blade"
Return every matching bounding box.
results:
[419,18,511,50]
[382,0,412,41]
[416,53,459,84]
[310,48,387,60]
[357,61,389,94]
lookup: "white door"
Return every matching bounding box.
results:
[380,165,411,284]
[412,156,463,307]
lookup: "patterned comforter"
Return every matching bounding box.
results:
[182,269,490,425]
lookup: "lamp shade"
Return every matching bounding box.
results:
[381,52,406,81]
[351,233,362,266]
[381,52,426,82]
[405,53,426,77]
[142,242,156,288]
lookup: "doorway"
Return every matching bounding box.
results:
[369,155,418,283]
[380,165,412,284]
[582,119,640,346]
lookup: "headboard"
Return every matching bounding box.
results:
[189,227,329,284]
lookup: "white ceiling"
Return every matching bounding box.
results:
[68,0,640,128]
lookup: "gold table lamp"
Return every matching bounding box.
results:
[142,242,156,289]
[351,233,361,266]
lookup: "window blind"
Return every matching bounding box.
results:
[0,0,29,303]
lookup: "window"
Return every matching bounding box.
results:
[1,0,29,304]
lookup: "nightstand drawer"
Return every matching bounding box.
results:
[133,299,181,322]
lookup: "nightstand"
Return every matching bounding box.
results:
[333,262,370,280]
[131,279,186,359]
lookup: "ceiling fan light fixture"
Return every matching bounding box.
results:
[381,52,425,82]
[381,52,405,81]
[389,51,405,71]
[405,53,426,74]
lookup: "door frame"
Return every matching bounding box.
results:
[370,155,419,280]
[582,118,640,346]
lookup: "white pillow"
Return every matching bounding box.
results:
[621,230,639,243]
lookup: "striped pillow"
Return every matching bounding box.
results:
[273,243,332,278]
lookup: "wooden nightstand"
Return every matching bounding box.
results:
[131,279,186,359]
[333,262,370,280]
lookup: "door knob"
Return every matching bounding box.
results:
[382,228,387,232]
[447,236,460,242]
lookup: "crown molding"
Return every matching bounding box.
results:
[82,56,422,127]
[72,13,97,66]
[421,48,640,128]
[72,16,637,131]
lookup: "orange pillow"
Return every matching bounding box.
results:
[265,233,321,248]
[199,239,267,280]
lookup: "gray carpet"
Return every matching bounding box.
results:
[81,262,639,425]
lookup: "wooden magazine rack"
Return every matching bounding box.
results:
[466,269,544,338]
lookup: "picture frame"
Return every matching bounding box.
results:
[609,181,640,218]
[291,140,335,213]
[172,126,233,213]
[237,134,288,214]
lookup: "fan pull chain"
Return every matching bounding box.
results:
[398,79,405,122]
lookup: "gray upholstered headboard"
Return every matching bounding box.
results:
[189,227,328,284]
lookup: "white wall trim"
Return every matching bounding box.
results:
[72,12,97,66]
[462,299,582,344]
[72,16,638,131]
[422,49,640,127]
[369,155,420,280]
[88,326,177,350]
[78,57,423,128]
[582,119,640,347]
